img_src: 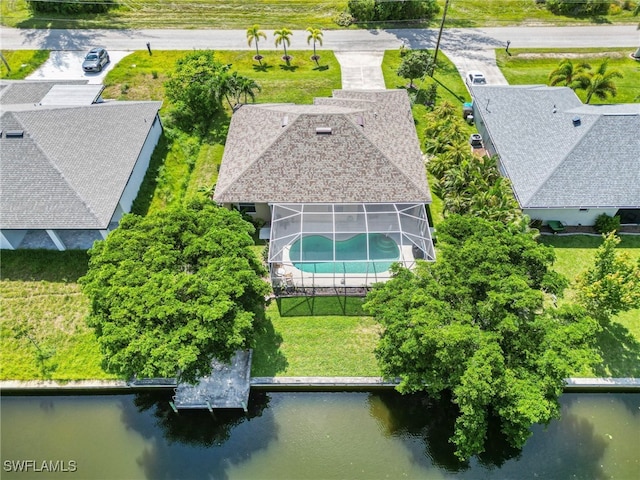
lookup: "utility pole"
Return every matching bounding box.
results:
[431,0,450,76]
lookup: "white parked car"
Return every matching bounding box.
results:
[466,71,487,86]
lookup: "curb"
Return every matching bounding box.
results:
[1,377,639,394]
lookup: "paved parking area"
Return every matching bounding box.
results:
[26,50,132,84]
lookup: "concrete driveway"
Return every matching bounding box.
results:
[26,50,132,84]
[334,51,386,90]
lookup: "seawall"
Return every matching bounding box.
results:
[1,377,639,394]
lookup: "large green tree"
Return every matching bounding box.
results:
[365,215,599,460]
[396,50,433,89]
[164,50,230,134]
[577,232,640,322]
[80,200,270,383]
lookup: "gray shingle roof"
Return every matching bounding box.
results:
[1,100,162,230]
[472,85,640,208]
[0,80,88,105]
[214,90,430,204]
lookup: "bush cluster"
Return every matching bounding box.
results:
[27,0,112,14]
[545,0,611,16]
[594,213,621,234]
[347,0,439,22]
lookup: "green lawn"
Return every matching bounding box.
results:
[497,48,640,104]
[2,0,349,29]
[0,50,49,79]
[540,235,640,377]
[444,0,638,27]
[3,0,637,29]
[0,251,115,381]
[252,302,381,377]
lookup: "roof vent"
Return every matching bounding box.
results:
[5,130,24,138]
[282,115,288,127]
[316,127,332,135]
[572,116,581,127]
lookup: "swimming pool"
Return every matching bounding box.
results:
[289,233,400,274]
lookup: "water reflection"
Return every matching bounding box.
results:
[369,392,640,479]
[129,391,270,447]
[1,392,638,480]
[368,391,521,472]
[119,391,275,480]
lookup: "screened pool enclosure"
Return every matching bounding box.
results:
[268,203,435,295]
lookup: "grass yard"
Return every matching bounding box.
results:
[0,251,114,381]
[444,0,638,27]
[0,49,49,79]
[3,0,637,29]
[497,48,640,104]
[251,302,381,377]
[540,235,640,377]
[2,0,349,30]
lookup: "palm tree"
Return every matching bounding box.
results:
[306,27,323,65]
[235,75,261,104]
[584,60,623,104]
[548,59,592,91]
[246,25,267,64]
[214,71,239,110]
[274,28,293,64]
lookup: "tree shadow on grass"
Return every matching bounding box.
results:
[252,63,274,73]
[279,64,299,72]
[0,250,89,282]
[251,310,288,376]
[276,295,366,317]
[593,320,640,377]
[312,65,329,71]
[130,132,169,216]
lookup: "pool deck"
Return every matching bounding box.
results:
[274,243,416,290]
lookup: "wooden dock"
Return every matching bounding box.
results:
[172,350,252,412]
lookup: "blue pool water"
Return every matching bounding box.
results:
[289,233,400,274]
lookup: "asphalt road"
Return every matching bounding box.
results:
[1,25,638,52]
[3,25,637,89]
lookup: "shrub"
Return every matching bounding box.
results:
[545,0,611,16]
[594,213,620,233]
[347,0,439,22]
[347,0,375,21]
[28,0,112,14]
[334,11,355,26]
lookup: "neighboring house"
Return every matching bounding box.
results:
[0,80,163,250]
[471,85,640,226]
[214,89,435,294]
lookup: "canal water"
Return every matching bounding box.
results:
[1,391,638,479]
